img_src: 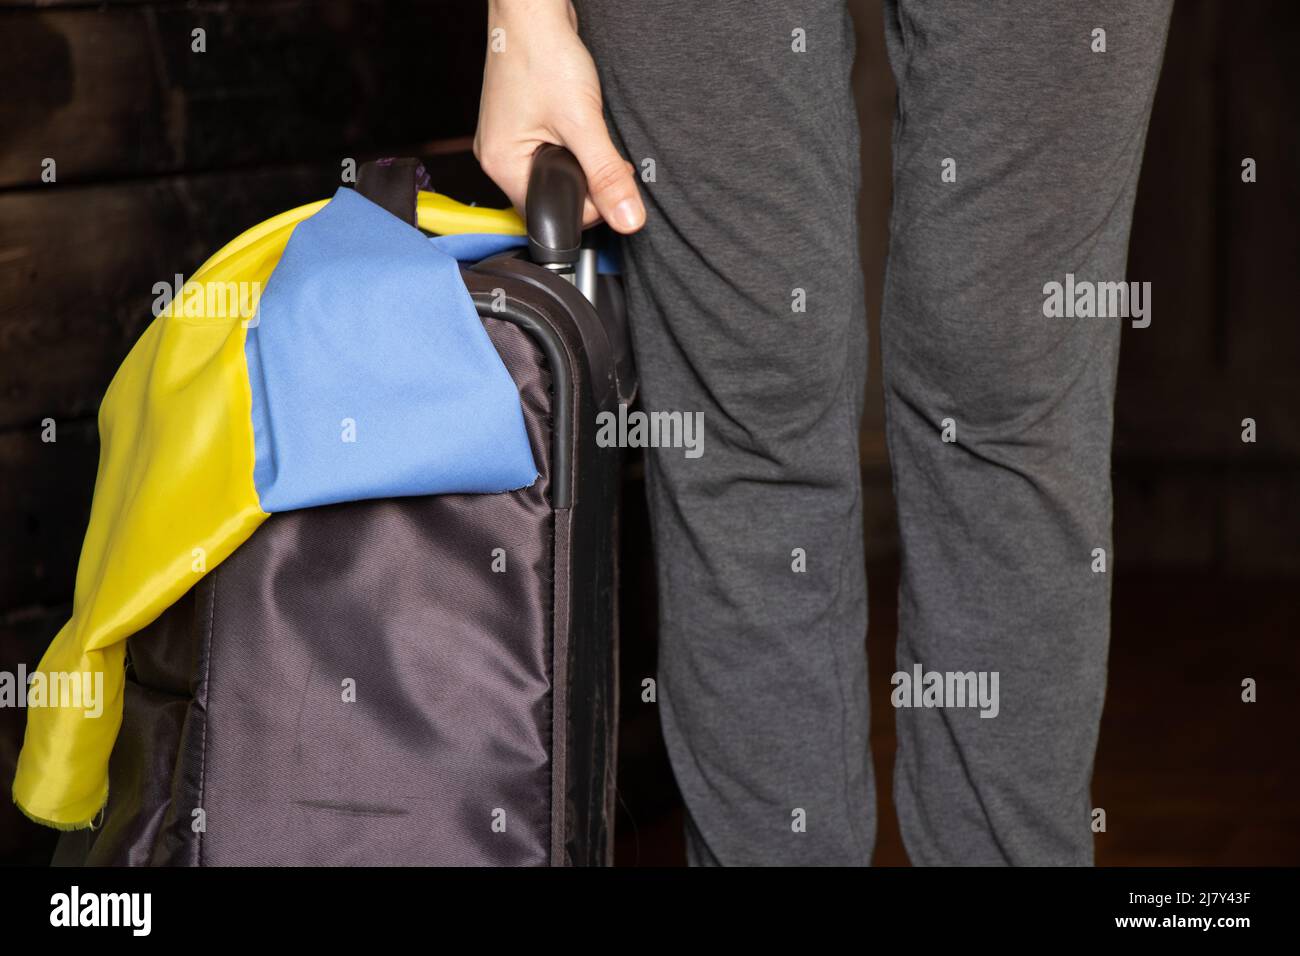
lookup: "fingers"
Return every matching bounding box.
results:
[560,117,646,234]
[475,110,645,234]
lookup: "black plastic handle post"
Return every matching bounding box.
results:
[526,144,586,268]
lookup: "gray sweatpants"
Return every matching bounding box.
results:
[574,0,1173,865]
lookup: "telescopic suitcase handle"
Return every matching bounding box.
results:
[357,147,599,303]
[355,148,585,265]
[526,144,599,306]
[526,143,584,268]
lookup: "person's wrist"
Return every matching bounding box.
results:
[488,0,571,27]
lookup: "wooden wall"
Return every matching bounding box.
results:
[0,0,498,862]
[1117,1,1300,577]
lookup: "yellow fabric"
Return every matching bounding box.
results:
[13,192,525,828]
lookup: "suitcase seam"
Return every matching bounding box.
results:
[195,572,216,866]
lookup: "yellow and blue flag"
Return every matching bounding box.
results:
[14,188,538,829]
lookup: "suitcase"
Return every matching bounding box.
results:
[55,147,635,866]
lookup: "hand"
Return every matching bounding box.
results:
[475,0,646,233]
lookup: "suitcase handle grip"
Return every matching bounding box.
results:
[526,144,585,269]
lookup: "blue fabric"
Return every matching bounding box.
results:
[429,232,524,262]
[596,241,622,275]
[245,188,539,513]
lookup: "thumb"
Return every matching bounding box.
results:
[561,119,645,234]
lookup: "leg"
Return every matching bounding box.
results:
[879,0,1173,864]
[574,0,872,864]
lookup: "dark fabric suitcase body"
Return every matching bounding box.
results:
[56,151,634,866]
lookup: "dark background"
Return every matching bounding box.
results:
[1,0,1296,866]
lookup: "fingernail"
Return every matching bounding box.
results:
[612,199,642,232]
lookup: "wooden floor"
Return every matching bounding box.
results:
[614,558,1300,867]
